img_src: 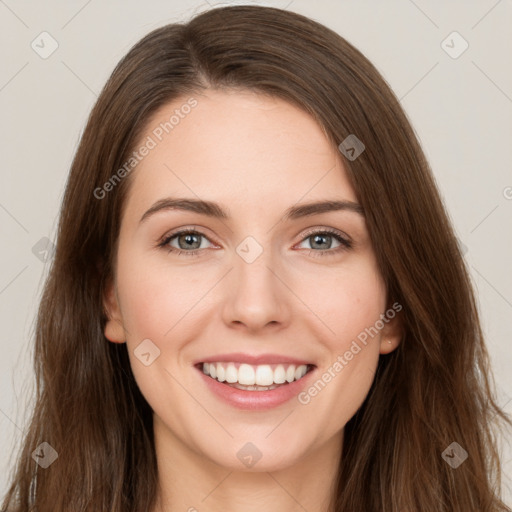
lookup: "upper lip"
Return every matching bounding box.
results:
[194,353,315,366]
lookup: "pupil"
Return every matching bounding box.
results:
[181,234,200,249]
[312,234,330,249]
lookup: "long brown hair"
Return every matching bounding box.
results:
[2,5,510,511]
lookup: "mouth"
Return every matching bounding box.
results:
[194,361,317,391]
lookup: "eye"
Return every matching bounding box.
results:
[157,227,352,258]
[157,228,215,257]
[295,228,352,257]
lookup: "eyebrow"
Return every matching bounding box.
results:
[139,197,364,224]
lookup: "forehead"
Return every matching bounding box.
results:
[123,89,357,218]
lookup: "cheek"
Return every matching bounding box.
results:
[301,261,387,349]
[116,250,208,340]
[296,269,385,429]
[114,252,204,406]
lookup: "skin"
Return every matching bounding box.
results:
[103,88,402,512]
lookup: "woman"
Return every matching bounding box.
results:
[2,5,510,511]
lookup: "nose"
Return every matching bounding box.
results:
[221,244,291,333]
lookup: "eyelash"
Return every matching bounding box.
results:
[156,227,352,258]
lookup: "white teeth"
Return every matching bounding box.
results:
[255,365,274,386]
[274,364,286,384]
[225,363,238,383]
[294,365,307,380]
[216,364,226,382]
[238,364,255,385]
[202,362,311,386]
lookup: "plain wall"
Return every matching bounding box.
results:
[0,0,510,505]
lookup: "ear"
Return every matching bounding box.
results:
[379,304,404,355]
[103,278,126,344]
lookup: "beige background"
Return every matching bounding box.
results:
[0,0,511,504]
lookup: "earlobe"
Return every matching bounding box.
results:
[103,279,126,343]
[379,307,404,355]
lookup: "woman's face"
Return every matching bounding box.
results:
[104,89,401,471]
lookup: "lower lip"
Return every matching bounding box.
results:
[196,365,316,410]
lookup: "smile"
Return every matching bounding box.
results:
[195,359,317,410]
[199,362,314,390]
